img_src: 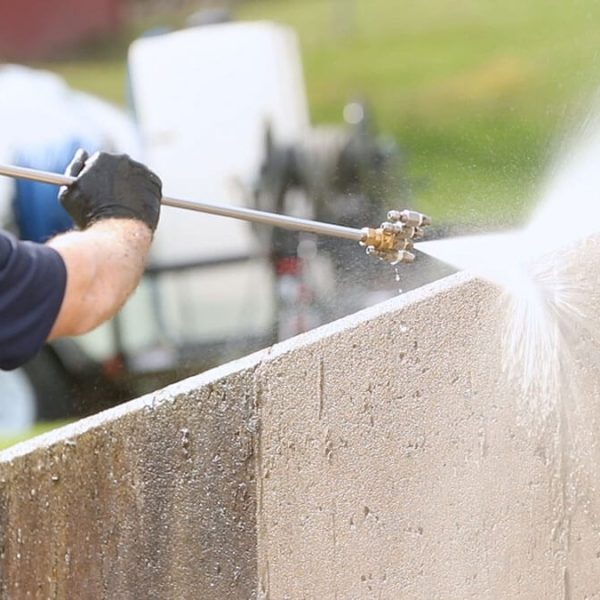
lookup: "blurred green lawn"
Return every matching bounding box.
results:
[33,0,600,227]
[0,421,72,452]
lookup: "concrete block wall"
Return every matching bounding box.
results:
[0,269,598,598]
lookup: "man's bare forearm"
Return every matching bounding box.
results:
[47,219,152,339]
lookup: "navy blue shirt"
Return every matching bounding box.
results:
[0,230,67,370]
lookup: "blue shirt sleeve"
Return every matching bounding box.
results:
[0,230,67,370]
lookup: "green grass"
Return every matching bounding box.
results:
[0,421,73,452]
[32,0,600,226]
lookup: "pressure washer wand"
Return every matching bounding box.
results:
[0,163,431,264]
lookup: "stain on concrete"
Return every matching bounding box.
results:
[0,372,259,599]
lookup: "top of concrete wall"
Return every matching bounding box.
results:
[1,271,475,464]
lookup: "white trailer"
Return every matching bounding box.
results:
[126,22,311,361]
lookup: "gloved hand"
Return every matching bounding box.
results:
[58,149,162,232]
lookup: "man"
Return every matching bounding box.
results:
[0,149,162,370]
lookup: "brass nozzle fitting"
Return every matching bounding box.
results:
[360,209,431,264]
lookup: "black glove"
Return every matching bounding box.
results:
[58,149,162,232]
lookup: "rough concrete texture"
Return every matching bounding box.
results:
[254,274,556,599]
[0,369,259,599]
[1,260,600,598]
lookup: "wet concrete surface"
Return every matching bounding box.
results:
[0,264,599,598]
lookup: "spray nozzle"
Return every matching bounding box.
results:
[360,209,431,264]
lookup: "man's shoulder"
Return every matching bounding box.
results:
[0,230,67,370]
[0,229,66,298]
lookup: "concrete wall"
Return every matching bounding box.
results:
[0,268,598,598]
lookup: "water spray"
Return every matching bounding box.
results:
[0,163,431,264]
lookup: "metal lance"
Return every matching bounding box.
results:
[0,163,431,264]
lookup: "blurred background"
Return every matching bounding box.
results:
[0,0,599,441]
